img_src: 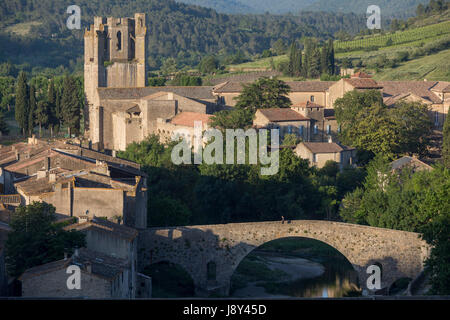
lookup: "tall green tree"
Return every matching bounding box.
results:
[28,85,36,136]
[327,39,335,75]
[5,202,86,277]
[421,214,450,295]
[60,76,81,136]
[235,77,291,114]
[15,71,29,136]
[35,101,49,137]
[47,80,58,136]
[288,42,302,77]
[443,107,450,168]
[0,112,9,136]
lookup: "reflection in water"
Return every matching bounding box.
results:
[273,259,360,298]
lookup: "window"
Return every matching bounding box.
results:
[299,125,304,137]
[327,125,331,134]
[310,95,315,102]
[117,31,122,51]
[435,111,439,126]
[314,125,318,135]
[288,125,292,134]
[313,154,317,163]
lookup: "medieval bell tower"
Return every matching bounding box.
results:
[84,13,147,143]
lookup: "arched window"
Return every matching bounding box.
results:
[117,31,122,51]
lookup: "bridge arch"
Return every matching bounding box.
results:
[230,236,360,293]
[139,220,430,297]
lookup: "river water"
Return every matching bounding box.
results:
[231,250,361,298]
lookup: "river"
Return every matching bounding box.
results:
[230,250,361,298]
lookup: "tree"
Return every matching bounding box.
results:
[443,107,450,168]
[287,42,302,77]
[327,39,335,75]
[335,91,432,159]
[60,76,81,136]
[5,202,86,277]
[421,214,450,295]
[272,39,286,55]
[199,55,219,74]
[15,71,29,136]
[0,112,9,136]
[28,85,36,136]
[47,80,58,136]
[35,101,49,137]
[235,77,291,114]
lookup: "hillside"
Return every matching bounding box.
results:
[306,0,429,18]
[226,17,450,81]
[177,0,428,17]
[176,0,315,14]
[0,0,365,73]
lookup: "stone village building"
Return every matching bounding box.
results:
[83,14,448,155]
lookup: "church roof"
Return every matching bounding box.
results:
[170,112,213,127]
[97,86,216,101]
[213,81,334,93]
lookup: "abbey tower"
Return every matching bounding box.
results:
[84,13,147,143]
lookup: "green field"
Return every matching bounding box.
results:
[334,21,450,52]
[373,49,450,81]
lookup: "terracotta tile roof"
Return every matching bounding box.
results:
[97,86,216,101]
[292,101,324,108]
[258,108,310,122]
[65,218,138,241]
[351,72,372,78]
[380,81,442,104]
[430,81,450,93]
[301,142,354,154]
[390,156,433,172]
[213,81,335,93]
[345,78,383,89]
[19,248,128,281]
[170,112,213,127]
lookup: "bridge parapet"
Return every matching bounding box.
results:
[138,220,430,297]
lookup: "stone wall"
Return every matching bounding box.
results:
[138,220,430,296]
[21,268,110,298]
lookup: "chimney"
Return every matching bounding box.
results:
[328,136,333,144]
[85,263,92,273]
[167,92,174,100]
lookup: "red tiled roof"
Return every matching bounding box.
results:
[380,81,442,104]
[258,108,310,122]
[213,81,335,93]
[292,101,324,108]
[345,78,383,89]
[170,112,213,127]
[301,142,354,154]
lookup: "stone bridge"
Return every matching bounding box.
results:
[138,220,430,296]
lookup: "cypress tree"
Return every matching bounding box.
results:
[0,112,9,136]
[443,108,450,168]
[288,42,297,77]
[35,101,49,137]
[15,71,29,136]
[28,85,36,137]
[327,39,335,75]
[60,76,80,136]
[47,80,57,137]
[320,43,328,75]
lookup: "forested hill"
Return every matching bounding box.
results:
[0,0,365,72]
[176,0,316,15]
[304,0,430,19]
[177,0,429,18]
